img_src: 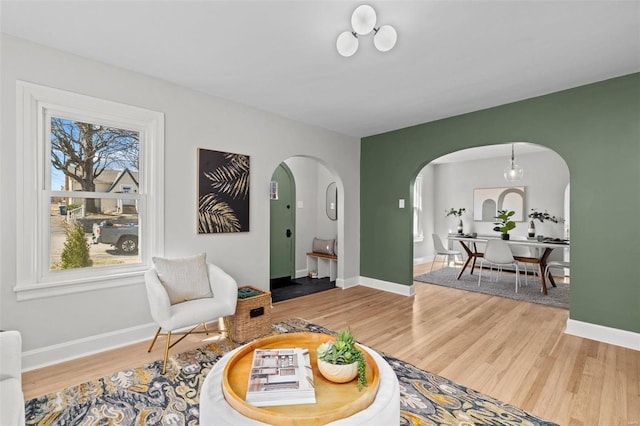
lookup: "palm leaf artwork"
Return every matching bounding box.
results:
[198,193,241,233]
[203,153,249,200]
[198,149,250,233]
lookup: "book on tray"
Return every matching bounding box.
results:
[245,347,316,407]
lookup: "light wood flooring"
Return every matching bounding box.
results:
[22,263,639,426]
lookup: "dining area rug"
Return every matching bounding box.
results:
[414,267,569,309]
[25,318,557,425]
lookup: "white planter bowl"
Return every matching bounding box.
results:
[317,359,358,383]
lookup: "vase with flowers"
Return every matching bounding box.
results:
[528,209,564,238]
[446,208,466,234]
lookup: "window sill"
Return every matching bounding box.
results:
[14,269,146,301]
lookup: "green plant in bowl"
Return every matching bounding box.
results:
[316,329,367,390]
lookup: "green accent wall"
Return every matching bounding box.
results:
[361,73,640,333]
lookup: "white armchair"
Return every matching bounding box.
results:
[0,330,25,426]
[145,256,238,374]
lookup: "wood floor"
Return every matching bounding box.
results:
[22,263,639,426]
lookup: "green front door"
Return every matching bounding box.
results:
[270,164,295,280]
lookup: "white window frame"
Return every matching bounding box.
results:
[413,176,424,242]
[15,81,164,301]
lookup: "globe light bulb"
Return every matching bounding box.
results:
[373,25,397,52]
[351,5,376,35]
[503,144,524,181]
[336,31,358,57]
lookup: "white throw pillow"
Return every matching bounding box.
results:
[312,237,335,256]
[152,253,213,305]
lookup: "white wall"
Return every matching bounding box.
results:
[414,148,569,262]
[0,35,360,366]
[315,166,338,242]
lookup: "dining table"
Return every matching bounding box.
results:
[447,235,569,295]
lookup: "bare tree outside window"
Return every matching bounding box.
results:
[49,117,141,270]
[50,117,139,212]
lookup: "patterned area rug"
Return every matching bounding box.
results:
[25,319,557,425]
[414,267,569,309]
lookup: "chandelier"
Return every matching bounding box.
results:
[336,5,397,57]
[504,144,524,182]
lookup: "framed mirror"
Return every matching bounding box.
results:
[326,182,337,221]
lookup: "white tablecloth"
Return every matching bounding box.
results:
[199,343,400,425]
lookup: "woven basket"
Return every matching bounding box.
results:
[229,286,272,343]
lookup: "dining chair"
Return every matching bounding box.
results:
[510,245,537,287]
[544,260,570,282]
[430,234,463,272]
[478,239,520,292]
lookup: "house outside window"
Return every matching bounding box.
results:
[15,82,164,300]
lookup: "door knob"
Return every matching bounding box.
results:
[286,229,292,238]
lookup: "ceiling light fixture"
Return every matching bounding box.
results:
[336,4,397,57]
[504,144,524,182]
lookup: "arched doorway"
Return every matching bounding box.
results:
[413,142,570,294]
[269,157,340,301]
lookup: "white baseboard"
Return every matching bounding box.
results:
[336,276,360,289]
[565,319,640,351]
[22,322,158,371]
[358,276,415,296]
[413,256,432,265]
[295,268,308,279]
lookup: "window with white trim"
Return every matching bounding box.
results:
[15,81,164,300]
[413,176,423,241]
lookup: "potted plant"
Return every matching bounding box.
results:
[316,329,367,390]
[528,209,563,223]
[528,209,564,238]
[493,210,516,240]
[446,208,466,234]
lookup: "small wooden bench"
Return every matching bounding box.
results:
[306,252,337,282]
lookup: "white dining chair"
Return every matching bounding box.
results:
[430,234,463,272]
[544,260,570,282]
[510,245,537,287]
[478,239,520,292]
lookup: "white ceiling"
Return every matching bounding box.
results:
[2,1,639,138]
[431,142,547,164]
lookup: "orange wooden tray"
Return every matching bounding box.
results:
[222,332,380,425]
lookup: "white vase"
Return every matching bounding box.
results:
[528,220,536,237]
[317,359,358,383]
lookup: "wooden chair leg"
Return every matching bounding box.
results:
[223,316,235,349]
[162,331,172,374]
[148,327,162,353]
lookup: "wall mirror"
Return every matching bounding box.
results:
[326,182,337,220]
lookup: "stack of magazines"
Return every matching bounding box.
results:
[245,347,316,407]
